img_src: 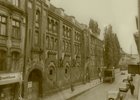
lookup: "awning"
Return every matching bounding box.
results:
[0,72,22,85]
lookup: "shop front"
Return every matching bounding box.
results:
[0,72,22,100]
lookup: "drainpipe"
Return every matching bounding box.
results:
[22,0,28,98]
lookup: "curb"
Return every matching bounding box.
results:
[66,82,103,100]
[67,69,120,100]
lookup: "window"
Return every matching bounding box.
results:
[63,25,65,37]
[12,19,20,39]
[0,16,7,36]
[46,36,49,49]
[35,10,40,28]
[63,41,65,51]
[28,0,32,8]
[54,39,58,50]
[11,52,19,70]
[50,37,54,49]
[0,50,6,71]
[34,30,39,45]
[49,69,53,75]
[65,68,68,74]
[8,0,19,7]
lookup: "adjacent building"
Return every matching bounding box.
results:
[0,0,103,99]
[0,0,25,99]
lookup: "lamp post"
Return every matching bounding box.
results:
[138,0,140,56]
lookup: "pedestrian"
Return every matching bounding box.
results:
[130,83,135,95]
[70,84,74,92]
[99,72,102,82]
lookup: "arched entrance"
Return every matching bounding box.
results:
[27,69,42,100]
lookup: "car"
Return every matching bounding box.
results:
[121,71,125,75]
[127,75,133,82]
[107,90,123,100]
[122,79,129,85]
[119,83,129,92]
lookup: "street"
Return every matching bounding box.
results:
[69,71,139,100]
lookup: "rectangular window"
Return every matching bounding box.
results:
[11,52,19,70]
[13,0,19,7]
[12,19,20,39]
[0,16,7,36]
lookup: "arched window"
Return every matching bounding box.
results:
[35,10,40,46]
[35,10,40,28]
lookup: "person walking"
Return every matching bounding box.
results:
[130,83,135,95]
[99,72,102,82]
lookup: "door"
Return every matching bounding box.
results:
[28,81,39,100]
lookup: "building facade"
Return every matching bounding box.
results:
[0,0,25,100]
[83,28,103,83]
[22,0,103,99]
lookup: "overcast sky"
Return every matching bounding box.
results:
[51,0,138,54]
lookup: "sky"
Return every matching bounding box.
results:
[50,0,138,54]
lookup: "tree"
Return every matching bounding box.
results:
[89,19,100,34]
[103,25,121,68]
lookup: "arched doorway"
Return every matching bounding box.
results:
[27,69,42,100]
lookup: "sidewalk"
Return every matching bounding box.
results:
[124,75,139,100]
[43,79,102,100]
[43,68,120,100]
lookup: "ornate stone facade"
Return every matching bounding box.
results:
[23,0,103,99]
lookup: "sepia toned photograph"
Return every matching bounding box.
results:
[0,0,140,100]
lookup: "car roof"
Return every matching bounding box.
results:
[108,90,119,94]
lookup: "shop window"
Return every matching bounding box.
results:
[12,19,20,39]
[0,16,7,36]
[0,50,6,71]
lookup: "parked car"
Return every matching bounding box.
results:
[127,75,133,82]
[122,79,129,86]
[121,71,125,75]
[107,90,123,100]
[119,83,129,92]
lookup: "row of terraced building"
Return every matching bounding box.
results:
[0,0,103,100]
